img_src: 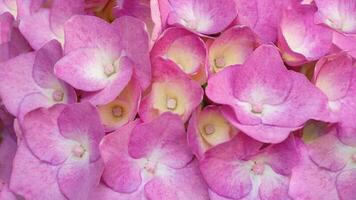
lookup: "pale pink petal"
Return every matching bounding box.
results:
[166,0,237,35]
[315,0,356,33]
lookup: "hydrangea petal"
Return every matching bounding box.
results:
[10,142,65,199]
[129,112,193,169]
[100,120,143,193]
[165,0,237,35]
[57,102,105,162]
[57,159,104,200]
[278,5,333,65]
[336,169,356,200]
[315,0,356,33]
[22,105,72,165]
[288,144,339,200]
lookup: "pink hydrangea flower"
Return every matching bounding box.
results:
[97,78,141,132]
[10,102,105,199]
[208,25,258,73]
[139,58,203,122]
[54,15,151,105]
[99,113,209,199]
[151,0,237,38]
[206,45,327,143]
[289,126,356,200]
[0,12,31,62]
[278,5,333,66]
[151,27,207,83]
[0,40,76,120]
[200,134,301,200]
[187,105,238,159]
[313,52,356,127]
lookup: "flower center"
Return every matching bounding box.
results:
[214,57,225,68]
[52,90,64,102]
[112,106,123,118]
[251,161,265,175]
[166,97,177,110]
[104,63,116,77]
[204,124,215,135]
[72,145,86,158]
[144,159,157,175]
[251,104,263,114]
[352,153,356,163]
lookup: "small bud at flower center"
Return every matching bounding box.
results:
[112,106,123,118]
[166,98,177,110]
[52,90,64,102]
[204,124,215,135]
[251,104,263,114]
[214,57,225,68]
[251,161,264,175]
[352,153,356,162]
[72,145,86,158]
[104,63,116,77]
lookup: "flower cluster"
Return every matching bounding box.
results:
[0,0,355,200]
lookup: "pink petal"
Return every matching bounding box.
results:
[187,105,237,159]
[10,142,65,199]
[166,0,237,35]
[314,52,353,101]
[144,161,209,200]
[100,120,143,193]
[57,102,105,162]
[208,26,257,73]
[19,9,60,50]
[22,105,71,165]
[234,0,294,43]
[336,169,356,200]
[288,144,340,200]
[81,56,133,105]
[278,5,333,65]
[57,159,104,200]
[49,0,85,37]
[315,0,356,34]
[112,16,151,90]
[129,112,193,169]
[139,58,203,122]
[307,128,349,171]
[63,15,119,53]
[151,27,207,75]
[258,172,292,200]
[199,135,263,199]
[0,130,16,182]
[263,136,301,175]
[54,47,115,91]
[97,78,141,131]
